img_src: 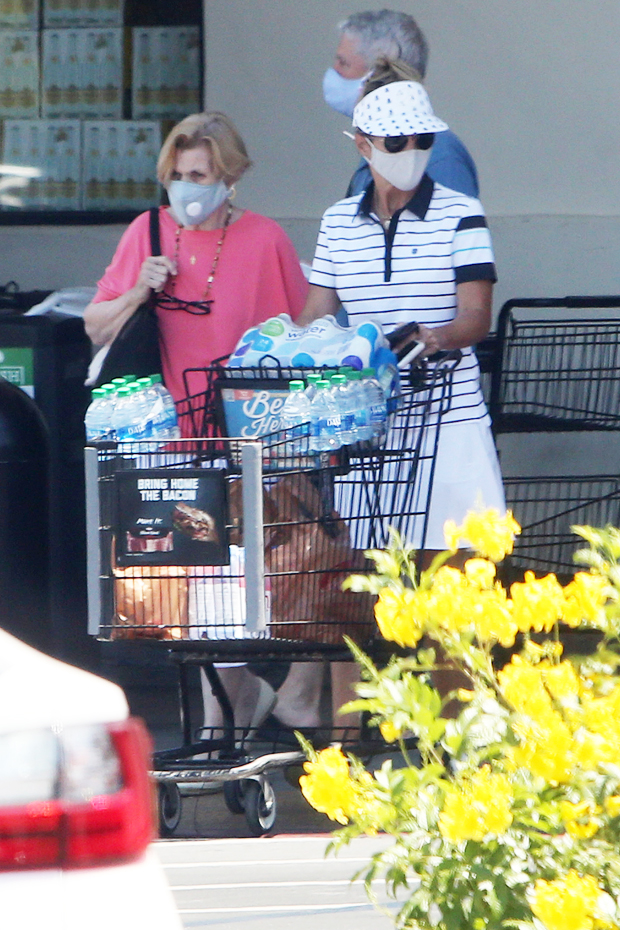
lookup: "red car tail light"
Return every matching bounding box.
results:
[0,717,154,871]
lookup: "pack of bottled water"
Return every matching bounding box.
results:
[228,313,400,399]
[84,373,180,451]
[276,367,390,457]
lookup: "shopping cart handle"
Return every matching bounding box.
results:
[398,340,426,366]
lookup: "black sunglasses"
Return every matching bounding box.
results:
[156,292,213,316]
[383,135,414,153]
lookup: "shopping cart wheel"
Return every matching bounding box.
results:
[158,781,182,837]
[243,777,276,836]
[223,779,245,815]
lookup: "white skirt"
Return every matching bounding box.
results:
[335,416,505,553]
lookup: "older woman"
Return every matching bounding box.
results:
[84,112,309,738]
[295,61,505,722]
[84,111,308,405]
[298,65,504,545]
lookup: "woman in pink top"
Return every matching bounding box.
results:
[84,112,308,405]
[84,112,309,737]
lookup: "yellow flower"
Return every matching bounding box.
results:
[560,801,601,839]
[443,519,461,552]
[379,720,401,743]
[457,689,476,702]
[374,586,427,647]
[542,661,581,703]
[444,509,521,562]
[498,655,554,717]
[563,572,609,627]
[427,566,475,634]
[299,746,356,824]
[438,765,513,842]
[581,686,620,763]
[472,588,518,647]
[531,871,603,930]
[510,571,565,633]
[464,558,497,588]
[511,713,574,784]
[605,795,620,817]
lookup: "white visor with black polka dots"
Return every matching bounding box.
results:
[352,81,449,136]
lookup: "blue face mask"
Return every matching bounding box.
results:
[322,67,364,118]
[167,179,229,227]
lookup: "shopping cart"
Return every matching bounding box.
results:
[490,296,620,583]
[85,356,459,836]
[489,297,620,432]
[502,474,620,579]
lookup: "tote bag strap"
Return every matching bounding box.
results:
[149,206,162,258]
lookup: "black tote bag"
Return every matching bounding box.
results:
[95,208,163,386]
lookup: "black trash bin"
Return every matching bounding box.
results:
[0,312,94,665]
[0,376,51,652]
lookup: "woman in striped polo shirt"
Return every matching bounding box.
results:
[297,61,505,555]
[292,64,507,724]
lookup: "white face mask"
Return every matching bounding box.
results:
[365,141,431,192]
[322,67,364,118]
[167,179,230,227]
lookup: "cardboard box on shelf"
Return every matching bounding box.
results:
[82,120,161,211]
[0,31,39,118]
[42,28,123,119]
[0,0,39,29]
[1,118,81,210]
[132,26,201,121]
[43,0,123,28]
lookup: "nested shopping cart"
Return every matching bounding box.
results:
[489,296,620,578]
[85,355,459,836]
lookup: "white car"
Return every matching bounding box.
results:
[0,628,181,930]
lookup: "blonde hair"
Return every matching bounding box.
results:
[361,57,422,98]
[157,112,252,187]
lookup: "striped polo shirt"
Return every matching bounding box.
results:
[310,175,497,425]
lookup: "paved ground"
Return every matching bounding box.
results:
[155,833,400,930]
[103,644,408,930]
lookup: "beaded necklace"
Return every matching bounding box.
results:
[156,202,233,316]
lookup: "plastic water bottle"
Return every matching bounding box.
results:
[349,370,372,441]
[304,372,321,402]
[85,387,113,441]
[310,379,342,451]
[111,386,136,445]
[280,380,311,455]
[148,373,180,441]
[330,373,356,444]
[362,367,388,445]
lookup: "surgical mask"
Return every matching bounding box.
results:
[365,141,431,191]
[322,67,364,118]
[167,179,230,227]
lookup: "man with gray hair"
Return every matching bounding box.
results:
[322,8,479,197]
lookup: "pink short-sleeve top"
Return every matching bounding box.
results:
[94,207,309,404]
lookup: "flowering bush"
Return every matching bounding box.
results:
[299,513,620,930]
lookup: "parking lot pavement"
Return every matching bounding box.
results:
[156,833,400,930]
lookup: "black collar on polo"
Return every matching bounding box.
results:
[357,173,434,222]
[357,175,435,282]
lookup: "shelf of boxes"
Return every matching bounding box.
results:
[0,31,39,119]
[43,0,123,28]
[132,26,201,121]
[0,0,202,216]
[0,0,39,29]
[41,27,124,119]
[2,118,81,210]
[82,120,161,211]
